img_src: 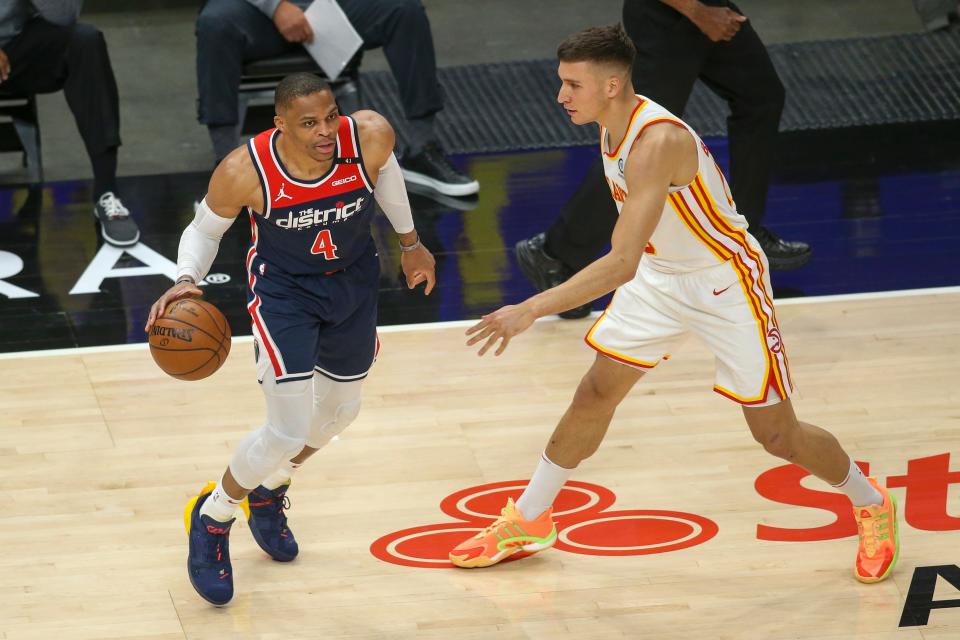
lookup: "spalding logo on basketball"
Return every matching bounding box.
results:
[149,298,232,381]
[370,480,718,568]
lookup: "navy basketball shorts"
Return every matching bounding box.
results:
[246,241,380,384]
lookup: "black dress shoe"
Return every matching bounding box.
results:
[752,226,812,271]
[400,143,479,197]
[514,233,593,319]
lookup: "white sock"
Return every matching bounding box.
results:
[515,452,575,521]
[199,481,243,523]
[831,456,883,507]
[261,459,302,490]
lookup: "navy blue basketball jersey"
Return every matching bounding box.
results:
[246,116,377,275]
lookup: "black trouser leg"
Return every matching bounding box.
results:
[698,12,784,227]
[0,18,71,94]
[340,0,444,154]
[195,0,293,158]
[544,160,618,272]
[544,1,706,269]
[2,18,122,199]
[61,23,122,198]
[341,0,443,122]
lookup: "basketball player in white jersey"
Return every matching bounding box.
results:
[448,25,900,584]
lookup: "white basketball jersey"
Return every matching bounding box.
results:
[601,96,750,274]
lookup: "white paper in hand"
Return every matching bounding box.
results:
[302,0,363,81]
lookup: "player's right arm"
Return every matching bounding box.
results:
[144,148,261,332]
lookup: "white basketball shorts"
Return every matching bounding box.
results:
[585,247,793,406]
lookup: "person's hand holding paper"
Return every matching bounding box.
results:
[302,0,363,81]
[273,1,315,43]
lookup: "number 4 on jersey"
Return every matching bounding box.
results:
[310,229,339,260]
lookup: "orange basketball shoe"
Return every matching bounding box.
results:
[853,477,900,583]
[449,498,557,568]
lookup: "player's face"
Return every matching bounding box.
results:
[275,90,340,162]
[557,61,609,124]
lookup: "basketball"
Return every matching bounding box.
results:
[149,298,232,381]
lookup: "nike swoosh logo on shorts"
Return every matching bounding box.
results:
[713,285,733,296]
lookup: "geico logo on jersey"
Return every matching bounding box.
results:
[331,175,358,187]
[275,196,365,230]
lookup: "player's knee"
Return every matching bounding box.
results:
[262,422,307,460]
[229,423,306,489]
[307,378,362,448]
[308,397,361,448]
[754,428,796,461]
[571,372,616,412]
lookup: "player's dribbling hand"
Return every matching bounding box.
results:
[273,1,315,43]
[690,5,747,42]
[401,244,437,295]
[144,280,203,333]
[466,303,536,357]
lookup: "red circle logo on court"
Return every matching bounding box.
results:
[371,480,718,568]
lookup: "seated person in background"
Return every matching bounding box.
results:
[0,0,140,247]
[197,0,479,197]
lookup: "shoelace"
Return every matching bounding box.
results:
[98,193,130,220]
[203,524,230,562]
[250,490,291,534]
[857,510,882,556]
[475,505,514,539]
[277,494,291,536]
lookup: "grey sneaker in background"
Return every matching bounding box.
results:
[94,192,140,247]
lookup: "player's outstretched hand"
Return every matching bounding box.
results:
[144,280,203,333]
[466,303,536,356]
[401,243,437,295]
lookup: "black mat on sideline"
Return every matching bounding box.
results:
[360,29,960,153]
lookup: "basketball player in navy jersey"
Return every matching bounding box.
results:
[144,73,436,606]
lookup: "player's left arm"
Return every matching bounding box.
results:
[355,109,436,295]
[467,124,694,356]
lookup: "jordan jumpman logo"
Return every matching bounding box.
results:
[274,183,293,202]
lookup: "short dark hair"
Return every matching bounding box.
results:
[557,24,635,70]
[275,73,331,112]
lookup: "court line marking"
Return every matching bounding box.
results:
[1,284,957,360]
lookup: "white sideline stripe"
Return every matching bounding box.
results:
[1,284,958,361]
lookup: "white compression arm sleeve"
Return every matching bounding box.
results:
[374,153,415,234]
[176,199,236,283]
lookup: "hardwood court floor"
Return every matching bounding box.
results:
[1,290,958,639]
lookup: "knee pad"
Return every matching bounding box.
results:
[228,372,312,489]
[307,376,363,449]
[229,422,306,490]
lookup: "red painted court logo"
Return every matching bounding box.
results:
[370,480,718,569]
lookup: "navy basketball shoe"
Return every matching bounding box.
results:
[184,482,235,605]
[246,482,299,562]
